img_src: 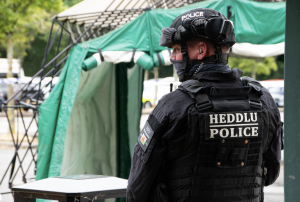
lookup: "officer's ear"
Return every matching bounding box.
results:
[197,42,208,60]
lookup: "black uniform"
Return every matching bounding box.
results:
[126,68,283,202]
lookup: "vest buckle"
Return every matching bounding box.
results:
[249,100,262,109]
[196,100,212,111]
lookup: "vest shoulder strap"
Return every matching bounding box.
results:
[178,79,203,94]
[240,76,263,92]
[178,77,264,111]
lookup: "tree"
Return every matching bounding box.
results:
[20,0,83,76]
[0,0,64,134]
[228,57,278,80]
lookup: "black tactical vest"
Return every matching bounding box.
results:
[164,69,272,202]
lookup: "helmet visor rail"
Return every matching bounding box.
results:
[160,17,234,48]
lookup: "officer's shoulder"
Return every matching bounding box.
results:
[151,89,194,121]
[240,76,263,91]
[158,89,194,106]
[241,76,279,112]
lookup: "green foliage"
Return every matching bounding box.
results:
[21,0,84,76]
[228,57,278,79]
[256,60,284,80]
[64,0,82,7]
[22,30,71,76]
[0,0,84,76]
[0,0,64,59]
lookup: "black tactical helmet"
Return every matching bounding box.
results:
[160,8,236,48]
[159,8,236,82]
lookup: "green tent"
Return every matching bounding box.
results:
[36,0,285,186]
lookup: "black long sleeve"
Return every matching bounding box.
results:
[126,90,194,202]
[260,87,283,186]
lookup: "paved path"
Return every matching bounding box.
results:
[0,149,36,202]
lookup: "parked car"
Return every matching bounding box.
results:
[260,79,284,107]
[18,77,59,104]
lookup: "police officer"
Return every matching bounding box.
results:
[127,8,283,202]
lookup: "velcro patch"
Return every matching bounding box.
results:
[205,112,262,140]
[138,121,154,152]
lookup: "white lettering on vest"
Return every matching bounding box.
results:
[250,112,257,122]
[227,114,235,123]
[210,114,218,124]
[210,129,218,138]
[220,128,229,138]
[219,114,226,123]
[230,128,237,137]
[244,127,251,136]
[244,113,250,122]
[236,113,243,122]
[252,127,258,136]
[238,127,243,137]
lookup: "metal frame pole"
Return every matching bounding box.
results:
[284,1,300,201]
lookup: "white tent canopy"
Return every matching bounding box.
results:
[56,0,150,25]
[54,0,195,28]
[232,42,285,58]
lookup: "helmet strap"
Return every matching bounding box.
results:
[179,42,190,82]
[178,44,229,82]
[214,45,227,63]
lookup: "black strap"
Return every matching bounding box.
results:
[180,80,202,88]
[194,166,263,176]
[195,93,212,110]
[212,99,250,112]
[167,48,172,56]
[157,52,163,66]
[179,74,185,82]
[241,77,263,91]
[131,48,136,62]
[248,90,260,102]
[98,49,104,62]
[180,80,203,94]
[248,90,262,109]
[172,187,261,197]
[169,177,262,186]
[210,86,252,96]
[180,42,189,82]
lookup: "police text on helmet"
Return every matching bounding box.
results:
[181,12,204,21]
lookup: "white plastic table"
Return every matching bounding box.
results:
[12,175,128,202]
